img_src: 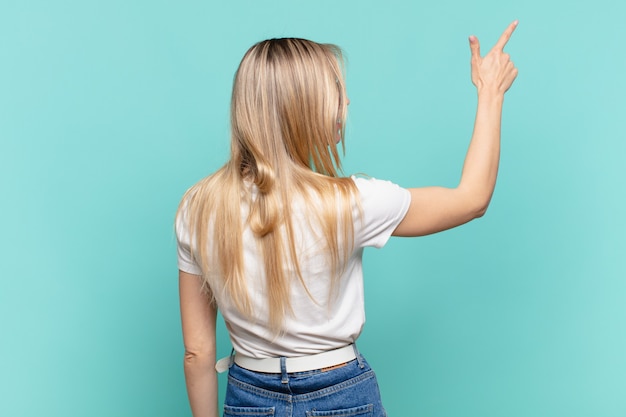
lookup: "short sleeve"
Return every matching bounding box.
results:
[175,205,203,276]
[352,176,411,248]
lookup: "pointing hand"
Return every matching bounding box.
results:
[469,20,519,94]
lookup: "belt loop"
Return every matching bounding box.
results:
[352,344,364,369]
[280,357,289,384]
[228,348,235,369]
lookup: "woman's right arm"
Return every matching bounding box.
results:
[179,270,218,417]
[393,20,519,237]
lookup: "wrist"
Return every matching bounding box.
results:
[476,88,505,104]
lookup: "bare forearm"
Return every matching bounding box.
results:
[459,21,518,213]
[459,91,505,212]
[179,271,219,417]
[391,22,518,237]
[184,353,218,417]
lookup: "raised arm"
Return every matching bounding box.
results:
[179,270,218,417]
[393,20,519,237]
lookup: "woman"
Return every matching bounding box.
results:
[176,21,518,417]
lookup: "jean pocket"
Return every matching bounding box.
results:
[306,404,373,417]
[223,405,275,416]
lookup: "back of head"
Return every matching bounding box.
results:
[231,38,349,189]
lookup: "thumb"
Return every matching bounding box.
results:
[469,35,481,60]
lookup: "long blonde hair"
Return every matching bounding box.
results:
[178,38,358,332]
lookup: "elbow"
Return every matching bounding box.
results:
[184,346,216,371]
[474,207,487,219]
[470,195,492,219]
[457,183,493,220]
[474,202,489,218]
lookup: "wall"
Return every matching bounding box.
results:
[1,0,624,416]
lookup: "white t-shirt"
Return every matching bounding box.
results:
[176,176,411,358]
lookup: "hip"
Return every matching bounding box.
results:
[224,352,387,417]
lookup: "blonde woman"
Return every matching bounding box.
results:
[176,21,518,417]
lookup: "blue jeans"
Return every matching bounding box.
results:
[223,350,387,417]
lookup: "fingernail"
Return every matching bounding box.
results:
[469,35,476,42]
[513,19,519,26]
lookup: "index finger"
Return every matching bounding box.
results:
[495,20,519,51]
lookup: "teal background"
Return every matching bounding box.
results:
[1,0,624,416]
